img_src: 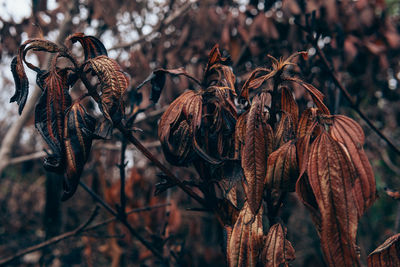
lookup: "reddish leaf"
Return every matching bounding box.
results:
[329,115,376,217]
[242,94,273,215]
[284,77,330,115]
[227,203,263,267]
[265,141,298,192]
[280,86,299,129]
[35,68,72,172]
[306,131,360,267]
[86,55,130,124]
[62,102,96,201]
[368,233,400,267]
[262,223,296,267]
[274,113,296,148]
[10,56,29,114]
[66,32,108,60]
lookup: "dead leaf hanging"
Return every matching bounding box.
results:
[66,32,108,60]
[62,102,96,201]
[368,233,400,267]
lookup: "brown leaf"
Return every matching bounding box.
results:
[368,233,400,267]
[274,113,296,148]
[35,67,72,172]
[227,203,263,267]
[235,110,249,159]
[265,141,298,192]
[62,102,96,201]
[262,223,296,267]
[242,94,273,215]
[306,131,360,267]
[284,77,330,115]
[66,32,107,60]
[280,86,299,129]
[86,55,130,124]
[329,115,376,217]
[10,56,29,115]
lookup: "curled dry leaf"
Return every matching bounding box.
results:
[304,131,360,267]
[86,55,130,124]
[242,94,273,215]
[10,39,67,114]
[66,32,108,60]
[274,113,296,148]
[227,203,263,267]
[62,102,96,201]
[368,233,400,267]
[35,66,72,172]
[329,115,376,217]
[262,223,295,267]
[158,91,202,166]
[265,140,298,192]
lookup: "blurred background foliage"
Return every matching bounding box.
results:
[0,0,400,266]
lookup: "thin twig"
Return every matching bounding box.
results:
[116,123,207,207]
[119,138,127,220]
[0,204,170,266]
[78,181,166,263]
[310,36,400,156]
[0,206,100,266]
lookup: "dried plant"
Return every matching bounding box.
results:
[9,33,399,266]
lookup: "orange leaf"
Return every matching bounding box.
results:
[368,233,400,267]
[262,223,295,267]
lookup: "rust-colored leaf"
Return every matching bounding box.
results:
[86,55,130,124]
[262,223,295,267]
[62,102,96,201]
[329,115,376,216]
[368,233,400,267]
[274,113,295,148]
[242,94,273,215]
[158,91,203,166]
[235,110,249,159]
[227,203,263,267]
[306,131,360,267]
[265,140,298,192]
[297,107,319,139]
[280,86,299,129]
[284,77,330,115]
[239,68,271,100]
[66,32,107,60]
[35,68,72,172]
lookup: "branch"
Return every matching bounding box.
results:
[116,123,207,207]
[0,203,169,266]
[109,1,197,51]
[118,138,127,220]
[78,181,167,263]
[314,44,400,156]
[0,206,99,266]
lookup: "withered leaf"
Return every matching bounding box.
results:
[158,91,202,166]
[265,140,298,192]
[297,107,319,139]
[62,102,96,201]
[306,131,360,267]
[274,113,296,148]
[280,86,299,129]
[86,55,129,124]
[10,56,29,114]
[242,94,273,215]
[262,223,296,267]
[227,203,263,267]
[239,68,271,100]
[136,68,201,103]
[35,68,72,172]
[368,233,400,267]
[284,77,330,115]
[66,32,107,60]
[329,115,376,217]
[234,110,249,159]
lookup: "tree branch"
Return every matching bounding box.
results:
[0,203,169,266]
[116,123,207,207]
[78,181,167,263]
